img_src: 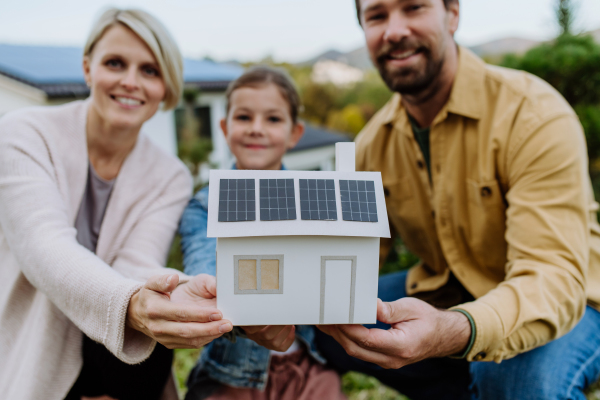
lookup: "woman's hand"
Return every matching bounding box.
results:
[126,273,232,349]
[241,325,296,352]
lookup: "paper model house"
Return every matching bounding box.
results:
[207,143,390,326]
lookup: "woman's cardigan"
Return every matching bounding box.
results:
[0,100,192,400]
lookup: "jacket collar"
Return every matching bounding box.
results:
[379,46,486,126]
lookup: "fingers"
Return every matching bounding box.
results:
[187,274,218,299]
[152,320,233,349]
[144,274,179,294]
[241,325,267,335]
[316,325,333,335]
[147,298,222,323]
[276,325,296,351]
[376,298,414,325]
[327,325,405,369]
[245,325,296,352]
[154,319,232,342]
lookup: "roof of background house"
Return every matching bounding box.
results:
[0,44,243,98]
[290,124,351,152]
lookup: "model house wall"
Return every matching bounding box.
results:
[217,236,379,326]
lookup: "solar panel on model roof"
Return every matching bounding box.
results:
[340,180,378,222]
[299,179,337,221]
[259,179,297,221]
[218,179,256,222]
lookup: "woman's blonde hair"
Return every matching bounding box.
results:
[84,8,183,110]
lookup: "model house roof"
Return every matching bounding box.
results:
[0,44,243,98]
[207,143,390,239]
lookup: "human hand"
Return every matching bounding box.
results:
[241,325,296,352]
[317,297,471,369]
[126,273,232,349]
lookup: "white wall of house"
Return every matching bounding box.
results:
[283,146,336,171]
[141,109,177,156]
[216,235,380,326]
[0,74,46,116]
[196,92,233,169]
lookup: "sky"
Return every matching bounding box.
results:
[1,0,600,63]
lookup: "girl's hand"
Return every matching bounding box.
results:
[126,274,233,349]
[242,325,296,352]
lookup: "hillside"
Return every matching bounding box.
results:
[298,29,600,70]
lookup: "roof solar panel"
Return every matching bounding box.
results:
[218,179,256,222]
[340,180,378,222]
[299,179,337,220]
[259,179,297,221]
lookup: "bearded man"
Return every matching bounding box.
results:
[315,1,600,398]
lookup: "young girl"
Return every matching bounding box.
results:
[179,67,347,400]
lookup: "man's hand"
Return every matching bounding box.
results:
[241,325,296,352]
[318,297,471,369]
[127,274,233,349]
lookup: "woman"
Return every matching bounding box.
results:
[0,9,232,400]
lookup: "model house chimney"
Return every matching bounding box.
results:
[335,142,355,172]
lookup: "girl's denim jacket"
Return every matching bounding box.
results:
[178,181,326,390]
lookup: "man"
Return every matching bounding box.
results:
[315,0,600,398]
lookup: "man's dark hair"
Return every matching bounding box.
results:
[354,0,456,24]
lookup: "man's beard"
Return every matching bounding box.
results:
[375,40,445,96]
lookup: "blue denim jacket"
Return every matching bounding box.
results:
[179,183,326,390]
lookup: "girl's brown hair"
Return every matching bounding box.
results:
[225,66,301,124]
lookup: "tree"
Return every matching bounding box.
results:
[556,0,576,36]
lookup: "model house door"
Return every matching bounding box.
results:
[320,256,357,324]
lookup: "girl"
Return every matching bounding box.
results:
[179,67,347,400]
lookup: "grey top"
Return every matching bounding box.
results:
[75,163,115,253]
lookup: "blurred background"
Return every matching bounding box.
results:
[2,0,600,398]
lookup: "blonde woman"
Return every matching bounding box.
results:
[0,9,232,400]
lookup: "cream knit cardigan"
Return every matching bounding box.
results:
[0,100,192,400]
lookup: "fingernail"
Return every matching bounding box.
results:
[219,323,232,333]
[166,275,173,286]
[210,313,222,321]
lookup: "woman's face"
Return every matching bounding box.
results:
[83,24,166,130]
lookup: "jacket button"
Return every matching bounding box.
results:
[417,160,425,169]
[481,187,492,197]
[410,283,418,289]
[474,352,487,361]
[384,188,390,196]
[431,210,436,218]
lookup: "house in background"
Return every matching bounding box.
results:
[0,43,351,175]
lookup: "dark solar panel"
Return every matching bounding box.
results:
[299,179,337,221]
[259,179,297,221]
[218,179,256,222]
[340,180,378,222]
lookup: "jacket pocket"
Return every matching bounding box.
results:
[466,179,508,274]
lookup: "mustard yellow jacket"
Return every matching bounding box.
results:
[356,47,600,363]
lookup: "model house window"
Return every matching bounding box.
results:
[234,255,284,294]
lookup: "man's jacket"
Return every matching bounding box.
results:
[356,47,600,363]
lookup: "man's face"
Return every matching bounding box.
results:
[359,0,459,95]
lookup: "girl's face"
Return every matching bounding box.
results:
[83,24,166,131]
[221,84,304,170]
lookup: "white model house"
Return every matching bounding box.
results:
[207,143,390,326]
